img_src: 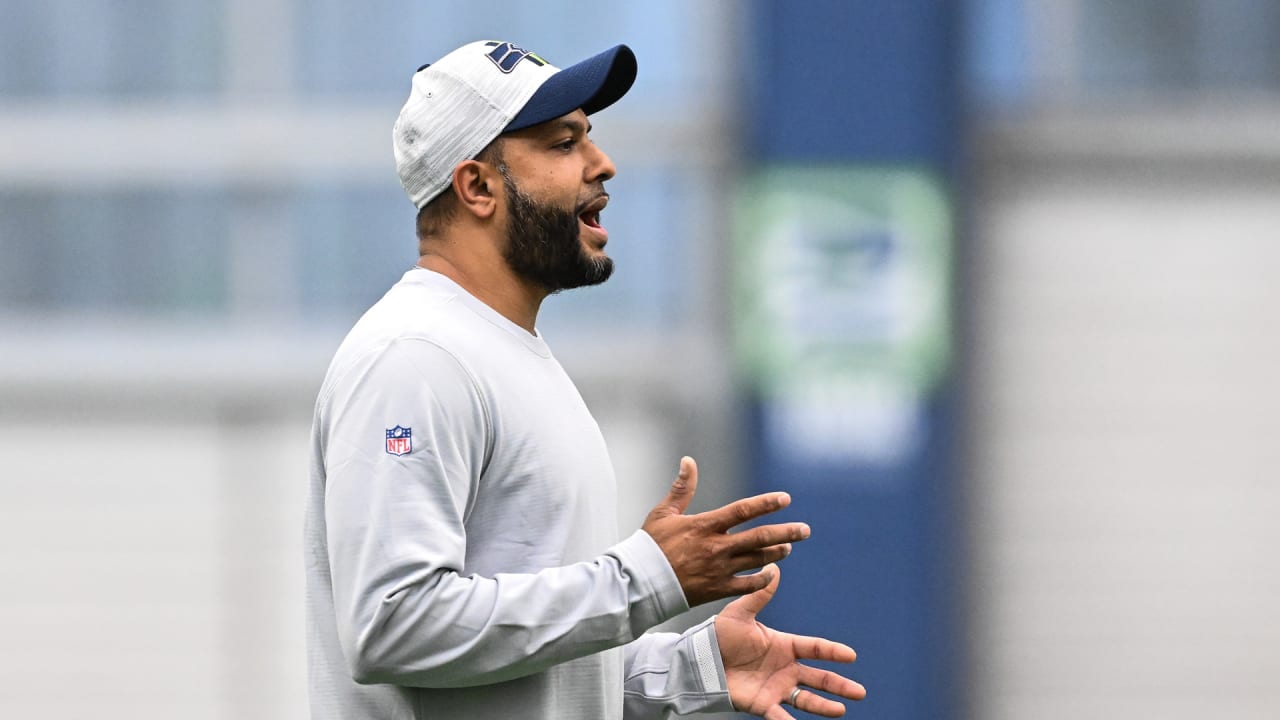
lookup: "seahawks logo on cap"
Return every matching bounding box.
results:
[484,41,547,73]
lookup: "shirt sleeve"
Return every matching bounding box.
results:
[622,618,735,718]
[319,337,690,688]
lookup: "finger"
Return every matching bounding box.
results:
[703,491,791,532]
[762,705,796,720]
[790,687,849,718]
[652,456,699,518]
[722,563,780,614]
[725,544,793,576]
[718,568,777,599]
[727,522,811,553]
[797,665,868,702]
[789,633,857,664]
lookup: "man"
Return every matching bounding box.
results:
[305,40,866,719]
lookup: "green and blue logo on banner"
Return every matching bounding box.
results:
[733,166,952,471]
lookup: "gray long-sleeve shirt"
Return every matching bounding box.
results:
[305,268,734,718]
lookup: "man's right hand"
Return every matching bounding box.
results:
[641,456,810,607]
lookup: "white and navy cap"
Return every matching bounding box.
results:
[393,40,637,209]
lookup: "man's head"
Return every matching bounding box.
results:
[394,41,635,292]
[494,110,616,291]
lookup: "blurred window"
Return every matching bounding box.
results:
[0,1,732,337]
[0,0,223,97]
[1079,0,1280,95]
[966,0,1280,107]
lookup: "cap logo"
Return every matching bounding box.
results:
[484,41,547,74]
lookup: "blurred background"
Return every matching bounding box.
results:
[2,1,1278,718]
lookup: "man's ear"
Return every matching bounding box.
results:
[451,160,500,220]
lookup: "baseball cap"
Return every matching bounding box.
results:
[394,40,637,209]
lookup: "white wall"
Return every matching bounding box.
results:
[967,114,1280,720]
[0,416,307,718]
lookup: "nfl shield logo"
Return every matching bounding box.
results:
[385,426,412,456]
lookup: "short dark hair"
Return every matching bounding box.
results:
[416,139,506,242]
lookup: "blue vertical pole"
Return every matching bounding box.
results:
[738,2,964,719]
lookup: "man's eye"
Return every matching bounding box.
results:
[555,139,576,151]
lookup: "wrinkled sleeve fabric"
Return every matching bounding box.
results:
[319,337,689,688]
[622,618,735,718]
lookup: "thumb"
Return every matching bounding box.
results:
[724,563,781,619]
[653,456,699,517]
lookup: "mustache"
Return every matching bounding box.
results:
[575,187,609,215]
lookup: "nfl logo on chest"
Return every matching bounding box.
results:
[385,425,412,456]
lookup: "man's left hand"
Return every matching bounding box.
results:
[714,564,867,719]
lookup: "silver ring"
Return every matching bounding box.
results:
[789,687,803,706]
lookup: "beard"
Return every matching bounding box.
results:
[500,170,614,293]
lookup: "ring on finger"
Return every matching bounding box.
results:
[789,687,803,706]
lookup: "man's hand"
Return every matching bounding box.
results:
[642,457,810,607]
[716,564,867,719]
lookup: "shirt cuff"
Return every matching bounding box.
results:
[688,616,733,709]
[610,529,689,629]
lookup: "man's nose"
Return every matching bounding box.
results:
[587,142,616,183]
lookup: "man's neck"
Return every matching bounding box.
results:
[416,253,545,335]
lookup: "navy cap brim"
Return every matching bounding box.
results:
[506,44,637,132]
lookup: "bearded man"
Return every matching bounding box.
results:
[304,40,866,720]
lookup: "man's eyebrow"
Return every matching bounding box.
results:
[553,118,590,135]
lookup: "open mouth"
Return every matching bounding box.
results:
[578,194,609,236]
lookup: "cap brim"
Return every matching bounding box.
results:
[505,44,637,132]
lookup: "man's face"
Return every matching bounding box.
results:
[495,110,618,292]
[500,169,613,291]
